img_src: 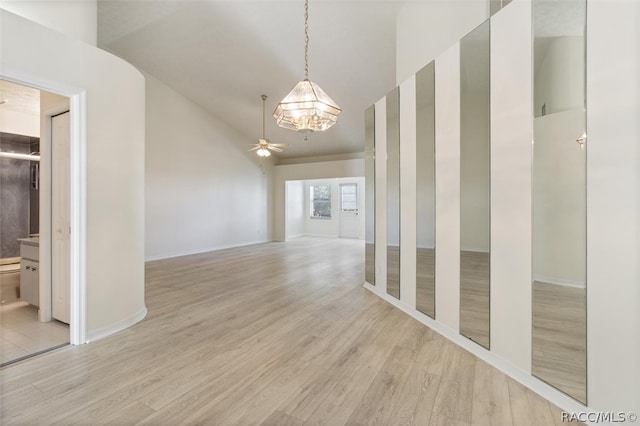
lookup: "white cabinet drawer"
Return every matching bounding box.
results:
[20,259,39,307]
[20,244,39,261]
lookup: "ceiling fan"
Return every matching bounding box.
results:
[249,94,289,157]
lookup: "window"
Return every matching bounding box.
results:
[310,185,331,219]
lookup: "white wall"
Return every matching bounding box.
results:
[396,0,487,84]
[434,43,461,332]
[1,0,97,45]
[366,0,640,417]
[533,109,586,286]
[145,74,272,260]
[534,37,584,117]
[587,0,640,414]
[1,9,146,339]
[273,158,364,242]
[489,0,532,373]
[285,180,304,239]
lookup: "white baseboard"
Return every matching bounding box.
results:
[362,282,594,425]
[145,239,270,262]
[533,274,586,288]
[85,305,147,343]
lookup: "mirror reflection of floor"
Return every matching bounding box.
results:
[416,248,435,318]
[386,246,400,299]
[0,301,69,366]
[532,281,586,404]
[460,251,490,349]
[364,243,375,284]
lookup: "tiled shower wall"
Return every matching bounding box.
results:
[0,132,39,258]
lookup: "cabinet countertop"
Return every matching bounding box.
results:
[17,237,39,247]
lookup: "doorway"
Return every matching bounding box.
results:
[0,80,72,365]
[284,177,365,240]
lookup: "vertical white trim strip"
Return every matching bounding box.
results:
[68,91,87,345]
[489,0,533,372]
[434,43,461,332]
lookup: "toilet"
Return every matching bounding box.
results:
[0,257,21,305]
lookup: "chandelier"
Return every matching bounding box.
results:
[273,0,341,133]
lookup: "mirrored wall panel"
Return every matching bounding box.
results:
[459,20,491,349]
[365,105,376,285]
[386,87,400,300]
[532,0,587,404]
[416,62,436,318]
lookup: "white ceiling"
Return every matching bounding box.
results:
[98,1,405,159]
[0,80,40,117]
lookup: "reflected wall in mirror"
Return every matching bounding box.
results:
[459,20,491,349]
[416,62,436,318]
[490,0,512,16]
[386,87,400,299]
[532,0,587,404]
[365,105,376,285]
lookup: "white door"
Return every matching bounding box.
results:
[339,183,359,238]
[52,112,70,324]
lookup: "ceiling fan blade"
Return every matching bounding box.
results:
[248,146,260,151]
[270,147,283,152]
[270,143,290,148]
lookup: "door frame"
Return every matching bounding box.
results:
[2,70,87,345]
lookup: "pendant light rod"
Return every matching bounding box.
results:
[304,0,309,80]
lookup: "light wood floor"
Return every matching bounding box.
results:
[460,251,490,349]
[532,281,586,404]
[1,238,575,425]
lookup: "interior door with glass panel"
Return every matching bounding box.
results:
[339,183,359,238]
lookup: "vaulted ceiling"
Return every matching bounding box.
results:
[98,1,404,159]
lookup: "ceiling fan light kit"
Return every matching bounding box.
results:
[249,94,289,157]
[273,0,341,133]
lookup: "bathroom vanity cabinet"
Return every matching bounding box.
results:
[19,238,39,307]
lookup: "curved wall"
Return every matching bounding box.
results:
[1,10,146,341]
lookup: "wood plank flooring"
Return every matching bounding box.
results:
[0,237,576,425]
